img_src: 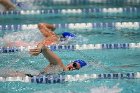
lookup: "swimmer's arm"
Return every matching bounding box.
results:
[44,23,56,31]
[38,23,57,38]
[29,43,66,70]
[41,46,66,70]
[0,0,15,11]
[38,23,55,32]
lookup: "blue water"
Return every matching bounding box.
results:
[0,1,140,93]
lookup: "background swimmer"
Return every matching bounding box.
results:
[0,0,15,11]
[2,23,77,47]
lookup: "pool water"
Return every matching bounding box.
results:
[0,1,140,93]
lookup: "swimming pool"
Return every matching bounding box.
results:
[0,0,140,93]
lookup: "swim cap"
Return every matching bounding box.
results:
[74,60,87,68]
[62,32,76,38]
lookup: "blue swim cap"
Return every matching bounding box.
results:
[62,32,76,38]
[74,60,87,68]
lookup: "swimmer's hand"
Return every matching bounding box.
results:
[29,42,45,56]
[29,48,42,56]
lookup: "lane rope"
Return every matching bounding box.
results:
[0,43,140,53]
[0,7,140,15]
[12,0,140,5]
[0,72,139,83]
[0,22,140,31]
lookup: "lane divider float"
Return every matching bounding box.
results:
[0,43,140,53]
[0,7,140,15]
[12,0,140,5]
[0,72,139,83]
[0,22,140,31]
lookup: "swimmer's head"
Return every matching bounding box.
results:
[62,32,76,38]
[67,60,87,71]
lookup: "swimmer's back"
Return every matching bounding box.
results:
[43,65,64,75]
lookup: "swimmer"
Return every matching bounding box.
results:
[0,0,15,11]
[1,43,87,77]
[36,23,76,46]
[6,23,76,47]
[27,43,87,77]
[30,43,87,71]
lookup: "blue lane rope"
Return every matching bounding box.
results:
[31,72,136,84]
[0,22,140,31]
[98,72,135,79]
[0,43,140,53]
[0,72,139,83]
[31,74,65,84]
[0,47,19,53]
[0,7,140,16]
[12,0,140,5]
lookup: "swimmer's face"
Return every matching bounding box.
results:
[67,62,81,71]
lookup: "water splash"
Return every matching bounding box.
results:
[16,2,41,10]
[72,35,88,44]
[90,84,122,93]
[4,30,43,42]
[59,34,88,45]
[2,30,43,46]
[1,30,89,47]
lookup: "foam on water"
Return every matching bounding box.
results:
[59,34,89,45]
[32,83,122,93]
[2,30,43,46]
[90,84,122,93]
[16,2,42,10]
[74,35,89,44]
[4,30,43,42]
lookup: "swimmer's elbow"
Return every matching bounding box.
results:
[38,23,45,29]
[57,58,65,69]
[56,58,62,63]
[50,58,62,65]
[53,57,62,65]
